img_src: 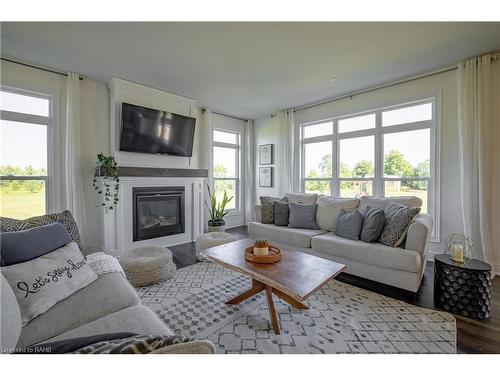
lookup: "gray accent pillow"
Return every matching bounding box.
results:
[0,223,71,266]
[360,206,385,243]
[379,202,420,247]
[260,196,286,224]
[288,203,319,229]
[274,201,290,226]
[1,241,98,326]
[0,210,84,255]
[335,209,364,240]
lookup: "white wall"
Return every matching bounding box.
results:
[79,78,110,251]
[253,113,284,201]
[254,70,462,258]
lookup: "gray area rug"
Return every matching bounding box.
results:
[137,262,456,353]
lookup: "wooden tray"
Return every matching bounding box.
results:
[244,245,282,264]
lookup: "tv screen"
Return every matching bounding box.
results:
[119,102,196,157]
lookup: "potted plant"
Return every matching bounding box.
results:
[206,185,233,232]
[92,153,119,213]
[253,238,269,256]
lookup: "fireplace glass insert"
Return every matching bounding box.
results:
[133,186,185,241]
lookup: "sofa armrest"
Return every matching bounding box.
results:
[254,205,262,223]
[405,213,433,261]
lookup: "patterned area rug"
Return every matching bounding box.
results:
[137,262,456,354]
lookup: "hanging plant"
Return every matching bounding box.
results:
[92,153,120,212]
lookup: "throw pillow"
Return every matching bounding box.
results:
[335,209,364,240]
[1,241,98,326]
[288,203,319,230]
[0,223,71,266]
[274,201,290,226]
[0,210,84,255]
[379,202,420,247]
[260,196,286,224]
[315,195,359,231]
[284,192,318,205]
[360,206,385,243]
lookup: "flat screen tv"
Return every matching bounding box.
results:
[119,102,196,157]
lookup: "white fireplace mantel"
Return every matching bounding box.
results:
[103,176,205,256]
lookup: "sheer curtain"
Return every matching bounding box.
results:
[281,109,295,194]
[457,54,494,274]
[244,119,254,223]
[63,72,87,245]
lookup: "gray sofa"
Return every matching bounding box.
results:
[248,193,433,293]
[1,267,215,354]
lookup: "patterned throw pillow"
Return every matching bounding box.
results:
[0,210,84,255]
[73,334,196,354]
[378,202,420,247]
[259,196,286,224]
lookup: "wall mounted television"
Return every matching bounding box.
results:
[119,102,196,157]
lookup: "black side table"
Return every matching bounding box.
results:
[434,254,491,320]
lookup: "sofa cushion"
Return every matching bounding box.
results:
[358,195,422,213]
[248,222,326,248]
[274,201,290,226]
[284,192,318,205]
[335,209,364,240]
[311,232,422,273]
[0,222,71,266]
[379,202,420,247]
[43,306,173,344]
[1,273,22,352]
[288,203,319,229]
[17,272,140,347]
[360,206,385,243]
[316,195,359,231]
[1,241,98,326]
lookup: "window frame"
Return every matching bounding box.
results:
[299,97,440,241]
[0,85,55,215]
[212,127,242,213]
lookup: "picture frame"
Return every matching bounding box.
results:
[259,144,273,165]
[259,167,273,187]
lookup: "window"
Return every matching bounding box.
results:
[0,88,52,219]
[212,129,241,210]
[300,98,438,238]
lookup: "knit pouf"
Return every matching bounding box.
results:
[195,232,237,261]
[120,246,176,287]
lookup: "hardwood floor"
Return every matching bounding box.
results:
[169,226,500,354]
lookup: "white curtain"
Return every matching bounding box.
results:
[281,109,295,194]
[244,119,254,223]
[457,54,494,274]
[63,72,87,245]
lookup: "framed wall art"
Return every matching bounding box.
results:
[259,167,273,187]
[259,144,273,165]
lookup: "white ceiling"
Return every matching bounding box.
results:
[1,22,500,118]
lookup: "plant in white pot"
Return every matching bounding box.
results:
[92,153,119,213]
[206,185,233,232]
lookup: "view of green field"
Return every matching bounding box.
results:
[0,185,46,219]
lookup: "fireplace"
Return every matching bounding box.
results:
[132,186,185,242]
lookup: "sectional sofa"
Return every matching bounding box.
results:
[248,193,433,293]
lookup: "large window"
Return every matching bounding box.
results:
[300,98,438,238]
[0,88,52,219]
[212,129,241,210]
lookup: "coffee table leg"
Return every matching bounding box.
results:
[225,279,265,305]
[265,286,280,335]
[272,288,308,310]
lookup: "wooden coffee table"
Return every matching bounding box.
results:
[201,238,346,335]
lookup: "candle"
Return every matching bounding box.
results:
[451,244,464,263]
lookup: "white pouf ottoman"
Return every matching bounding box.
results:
[120,246,176,287]
[196,232,237,261]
